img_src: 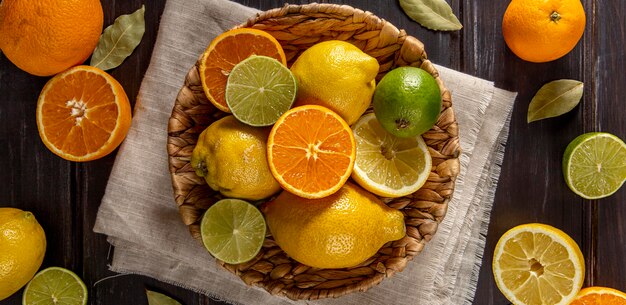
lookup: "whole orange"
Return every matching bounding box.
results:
[502,0,586,63]
[0,0,103,76]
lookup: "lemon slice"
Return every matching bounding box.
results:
[22,267,88,305]
[563,132,626,199]
[351,113,431,197]
[200,199,266,265]
[493,223,585,305]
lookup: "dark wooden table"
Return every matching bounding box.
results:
[2,0,624,304]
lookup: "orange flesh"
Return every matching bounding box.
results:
[571,290,626,305]
[202,30,286,111]
[270,107,355,195]
[40,70,118,156]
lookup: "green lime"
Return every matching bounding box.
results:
[201,199,266,264]
[373,67,442,137]
[226,55,297,126]
[22,267,87,305]
[563,132,626,199]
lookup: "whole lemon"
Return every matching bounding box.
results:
[0,208,46,301]
[502,0,586,63]
[264,182,405,269]
[191,116,281,201]
[290,40,379,125]
[0,0,104,76]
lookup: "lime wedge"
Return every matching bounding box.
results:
[351,113,432,197]
[225,55,297,126]
[22,267,87,305]
[201,199,266,264]
[563,132,626,199]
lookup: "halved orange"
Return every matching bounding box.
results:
[570,287,626,305]
[36,65,132,162]
[199,28,286,113]
[267,105,356,199]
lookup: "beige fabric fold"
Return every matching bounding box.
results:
[94,0,517,304]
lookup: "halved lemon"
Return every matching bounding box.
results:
[351,113,431,197]
[492,223,585,305]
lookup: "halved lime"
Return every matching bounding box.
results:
[351,113,432,197]
[563,132,626,199]
[22,267,87,305]
[225,55,297,126]
[201,199,266,264]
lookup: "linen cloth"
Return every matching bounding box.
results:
[94,0,517,304]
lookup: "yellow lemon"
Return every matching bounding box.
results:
[264,182,405,269]
[492,223,585,305]
[290,40,379,125]
[0,208,46,301]
[191,116,281,201]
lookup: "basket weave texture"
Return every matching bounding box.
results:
[167,3,460,300]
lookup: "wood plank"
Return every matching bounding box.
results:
[0,43,76,303]
[470,0,591,303]
[593,0,626,291]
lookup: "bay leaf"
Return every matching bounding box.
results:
[527,79,584,123]
[399,0,462,31]
[146,290,182,305]
[90,5,146,70]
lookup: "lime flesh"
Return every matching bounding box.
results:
[22,267,87,305]
[200,199,266,264]
[225,55,297,126]
[563,132,626,199]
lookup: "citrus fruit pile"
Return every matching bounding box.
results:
[191,28,444,268]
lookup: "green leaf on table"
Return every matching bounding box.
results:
[527,79,584,123]
[399,0,463,31]
[90,5,146,70]
[146,290,182,305]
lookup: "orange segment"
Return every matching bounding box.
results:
[267,105,356,199]
[36,65,132,162]
[571,287,626,305]
[199,28,286,113]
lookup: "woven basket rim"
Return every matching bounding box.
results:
[167,2,461,300]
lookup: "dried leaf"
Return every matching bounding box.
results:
[146,290,182,305]
[399,0,462,31]
[91,5,146,70]
[527,79,584,123]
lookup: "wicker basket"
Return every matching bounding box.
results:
[167,3,460,300]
